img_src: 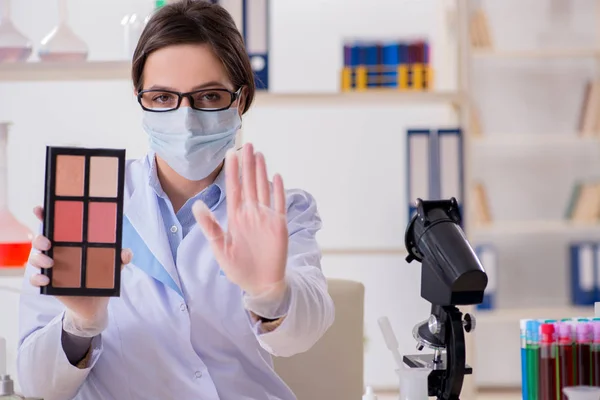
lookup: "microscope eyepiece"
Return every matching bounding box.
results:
[405,197,488,307]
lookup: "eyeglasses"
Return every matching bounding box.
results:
[137,87,243,112]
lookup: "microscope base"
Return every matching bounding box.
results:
[403,354,472,373]
[403,354,472,400]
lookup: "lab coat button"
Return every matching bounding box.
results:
[170,225,178,233]
[180,303,187,311]
[195,371,202,379]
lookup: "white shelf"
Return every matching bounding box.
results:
[321,247,407,256]
[473,48,600,59]
[473,134,600,147]
[254,90,464,106]
[473,219,600,235]
[476,306,595,324]
[0,61,132,81]
[0,61,464,105]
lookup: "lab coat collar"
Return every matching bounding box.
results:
[146,150,228,210]
[123,153,183,297]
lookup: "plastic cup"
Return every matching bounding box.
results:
[563,386,600,400]
[396,366,431,400]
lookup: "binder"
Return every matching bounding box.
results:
[410,41,425,90]
[406,130,430,219]
[423,41,431,89]
[406,128,464,222]
[438,129,463,204]
[363,41,380,88]
[382,41,399,88]
[428,129,441,199]
[570,242,596,306]
[244,0,269,90]
[475,244,497,310]
[397,43,410,89]
[217,0,270,90]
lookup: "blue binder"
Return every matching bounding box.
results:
[570,242,597,305]
[217,0,270,90]
[381,41,399,88]
[475,244,497,310]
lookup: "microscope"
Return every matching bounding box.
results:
[402,197,488,400]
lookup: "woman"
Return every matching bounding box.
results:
[17,1,335,399]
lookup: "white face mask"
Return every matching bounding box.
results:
[142,107,241,180]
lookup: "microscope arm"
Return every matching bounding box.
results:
[441,306,467,400]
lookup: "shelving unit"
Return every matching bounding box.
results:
[473,133,600,147]
[476,305,595,324]
[472,48,600,59]
[466,0,600,389]
[0,61,465,105]
[472,219,600,235]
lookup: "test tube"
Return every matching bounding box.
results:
[576,322,592,386]
[559,322,575,400]
[592,321,600,386]
[540,323,558,400]
[528,320,541,400]
[522,319,530,400]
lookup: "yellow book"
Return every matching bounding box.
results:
[424,66,434,90]
[341,67,352,92]
[411,64,424,90]
[355,66,368,91]
[398,64,409,90]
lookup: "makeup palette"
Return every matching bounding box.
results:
[41,146,126,297]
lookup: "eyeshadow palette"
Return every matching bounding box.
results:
[41,146,126,297]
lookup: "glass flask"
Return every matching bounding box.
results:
[38,0,88,62]
[0,122,33,269]
[563,386,600,400]
[0,0,32,63]
[121,0,167,59]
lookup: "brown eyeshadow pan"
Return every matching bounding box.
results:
[52,247,82,288]
[86,248,116,289]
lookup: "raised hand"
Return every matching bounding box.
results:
[192,143,288,298]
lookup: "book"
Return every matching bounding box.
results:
[569,181,600,223]
[472,182,492,225]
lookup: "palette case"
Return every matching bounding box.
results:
[41,146,126,297]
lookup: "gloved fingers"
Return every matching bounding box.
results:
[255,152,271,208]
[63,308,109,338]
[32,234,51,252]
[225,148,242,214]
[29,273,50,287]
[29,252,54,269]
[241,143,258,204]
[192,200,225,249]
[33,205,44,222]
[272,173,286,215]
[120,248,133,267]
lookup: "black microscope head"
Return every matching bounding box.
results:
[405,197,488,307]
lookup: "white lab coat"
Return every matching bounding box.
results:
[17,154,335,400]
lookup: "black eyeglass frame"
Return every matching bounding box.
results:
[137,87,243,112]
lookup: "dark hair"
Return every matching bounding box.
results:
[132,0,255,114]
